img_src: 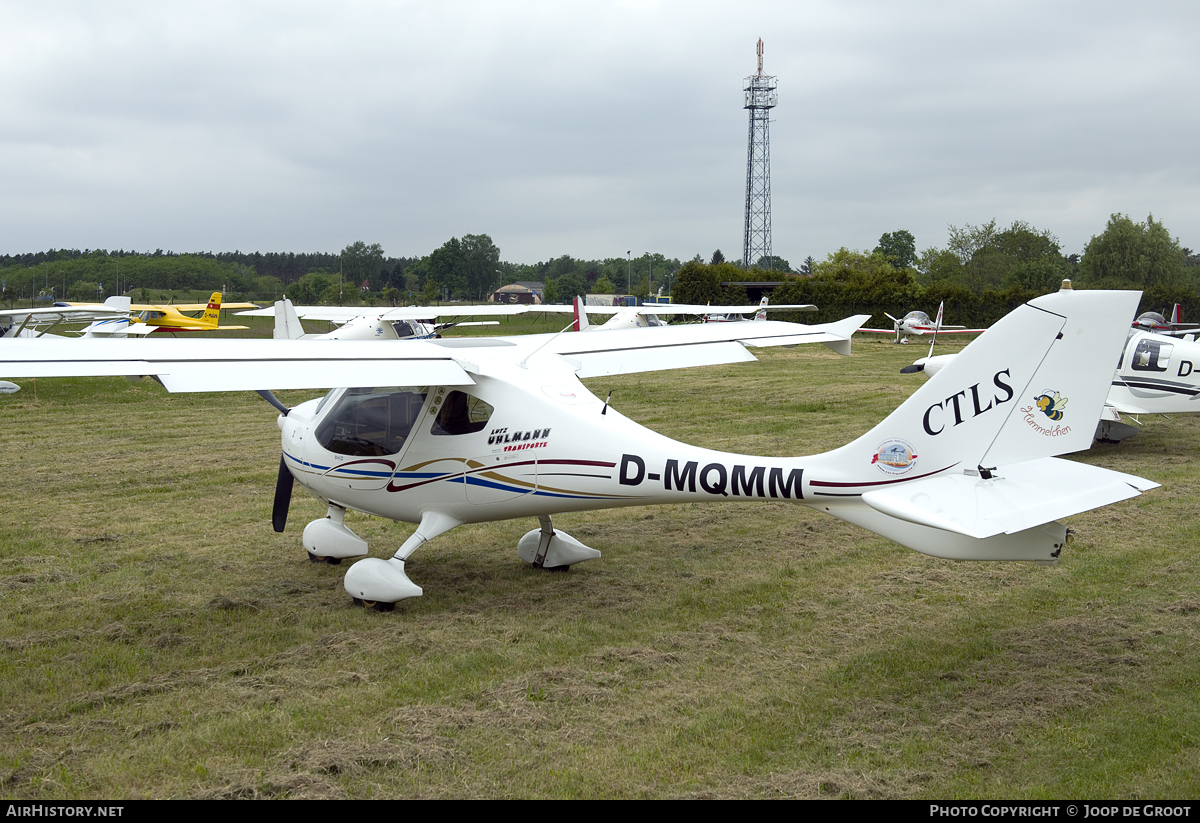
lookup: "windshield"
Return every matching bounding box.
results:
[314,387,428,456]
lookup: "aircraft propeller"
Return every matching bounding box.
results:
[272,455,294,533]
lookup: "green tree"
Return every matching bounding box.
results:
[427,238,465,298]
[916,247,963,284]
[556,272,588,301]
[421,276,440,304]
[1078,213,1187,289]
[874,230,917,269]
[710,249,725,266]
[947,220,998,267]
[942,219,1068,295]
[67,280,100,301]
[340,241,385,293]
[460,234,501,300]
[673,260,723,304]
[756,255,791,272]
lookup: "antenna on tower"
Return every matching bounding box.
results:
[742,38,778,270]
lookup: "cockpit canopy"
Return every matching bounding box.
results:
[312,386,497,457]
[314,387,428,456]
[1134,311,1169,329]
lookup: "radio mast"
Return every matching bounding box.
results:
[742,38,778,269]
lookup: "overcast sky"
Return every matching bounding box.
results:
[1,1,1197,266]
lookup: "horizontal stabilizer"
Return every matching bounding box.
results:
[861,458,1157,539]
[742,314,869,355]
[1105,399,1152,415]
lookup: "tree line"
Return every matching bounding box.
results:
[1,213,1195,317]
[674,214,1199,327]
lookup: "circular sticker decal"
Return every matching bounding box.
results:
[872,438,918,476]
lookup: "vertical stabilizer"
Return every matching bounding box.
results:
[823,287,1141,475]
[201,292,222,327]
[573,296,590,332]
[274,298,305,340]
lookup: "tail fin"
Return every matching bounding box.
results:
[839,286,1139,471]
[273,298,305,340]
[81,296,133,338]
[754,295,769,321]
[815,286,1154,560]
[1172,303,1182,325]
[201,292,222,327]
[572,296,590,332]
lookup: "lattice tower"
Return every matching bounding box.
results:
[742,38,778,269]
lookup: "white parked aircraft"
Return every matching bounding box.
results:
[0,287,1154,611]
[565,296,816,332]
[242,298,818,339]
[0,296,135,338]
[238,302,515,340]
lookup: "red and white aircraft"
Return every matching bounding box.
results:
[859,303,986,344]
[1131,304,1200,337]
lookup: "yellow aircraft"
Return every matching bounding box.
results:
[128,292,257,334]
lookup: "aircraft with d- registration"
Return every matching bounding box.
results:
[0,287,1155,612]
[123,292,256,334]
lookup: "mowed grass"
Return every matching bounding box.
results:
[1,333,1198,799]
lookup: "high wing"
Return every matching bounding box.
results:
[237,304,536,323]
[858,326,983,335]
[0,314,870,390]
[0,297,132,338]
[540,315,867,375]
[132,300,260,312]
[238,303,817,323]
[531,302,817,316]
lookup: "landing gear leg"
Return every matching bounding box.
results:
[342,511,463,609]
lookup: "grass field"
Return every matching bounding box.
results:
[0,327,1197,799]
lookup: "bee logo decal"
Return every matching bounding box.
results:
[1034,391,1067,421]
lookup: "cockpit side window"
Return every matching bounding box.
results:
[1131,338,1172,372]
[430,390,493,436]
[314,386,428,456]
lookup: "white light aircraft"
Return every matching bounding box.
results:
[244,298,817,339]
[566,296,815,332]
[859,304,986,344]
[548,296,816,331]
[238,302,516,341]
[0,297,134,339]
[0,287,1155,611]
